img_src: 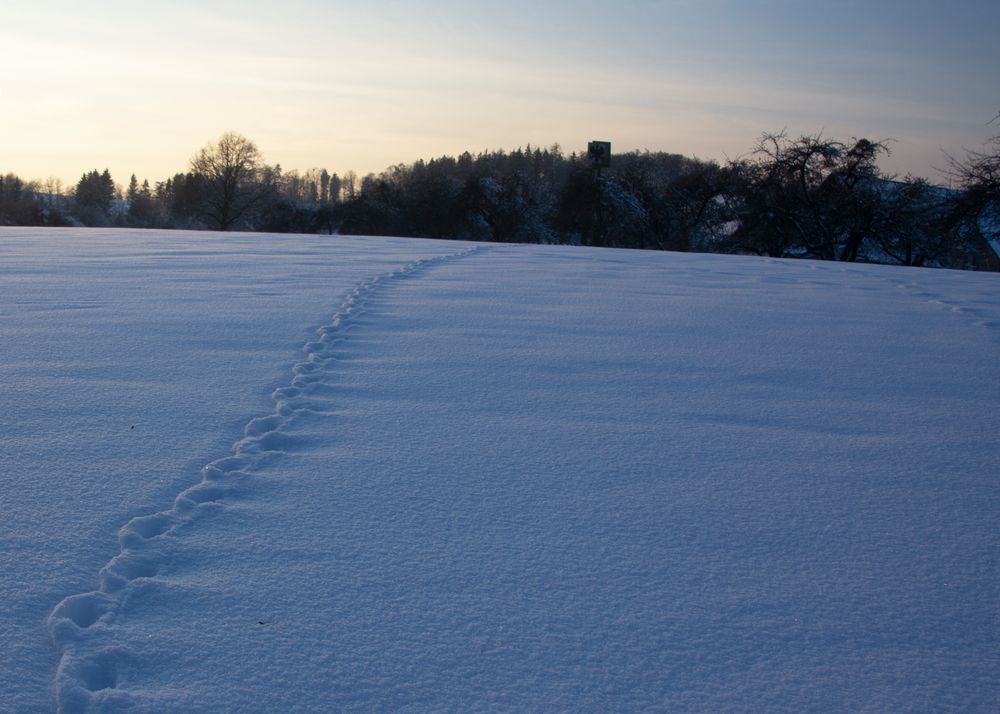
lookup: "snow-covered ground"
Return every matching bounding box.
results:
[2,228,998,712]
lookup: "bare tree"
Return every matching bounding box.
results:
[190,132,270,230]
[341,170,358,201]
[942,111,1000,269]
[947,136,999,207]
[728,132,891,260]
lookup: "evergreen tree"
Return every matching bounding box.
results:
[126,175,155,226]
[74,169,115,225]
[320,169,330,204]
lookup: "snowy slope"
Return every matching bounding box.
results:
[2,228,999,712]
[0,229,461,712]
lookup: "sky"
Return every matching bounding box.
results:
[2,0,998,188]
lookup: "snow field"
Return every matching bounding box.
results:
[1,228,998,711]
[0,229,463,711]
[47,245,485,710]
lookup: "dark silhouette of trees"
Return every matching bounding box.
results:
[189,132,271,230]
[1,173,72,226]
[3,128,996,271]
[869,179,954,267]
[338,174,405,237]
[949,120,1000,207]
[327,173,342,205]
[660,162,738,253]
[125,174,156,227]
[154,172,206,228]
[293,138,993,269]
[726,133,892,260]
[74,169,115,225]
[944,115,1000,269]
[1,174,43,225]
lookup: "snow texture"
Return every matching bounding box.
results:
[1,228,999,712]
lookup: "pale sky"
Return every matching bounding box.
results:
[2,0,997,188]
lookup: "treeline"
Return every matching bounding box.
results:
[3,129,998,270]
[334,132,998,269]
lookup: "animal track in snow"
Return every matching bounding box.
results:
[46,245,484,711]
[887,276,1000,335]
